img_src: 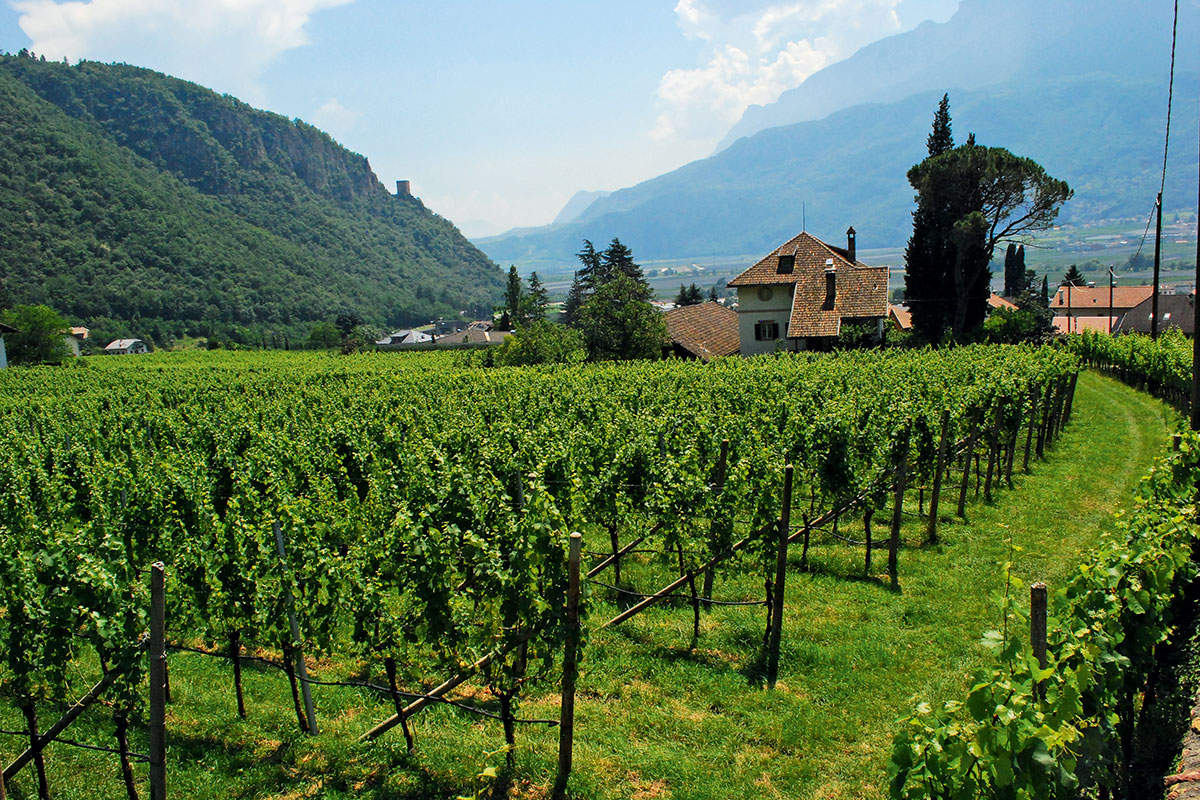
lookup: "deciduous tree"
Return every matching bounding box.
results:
[1,304,70,365]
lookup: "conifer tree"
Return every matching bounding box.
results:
[527,271,548,321]
[904,96,1071,342]
[1003,243,1018,296]
[926,93,953,157]
[601,238,645,286]
[563,276,586,327]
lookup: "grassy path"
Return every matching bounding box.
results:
[0,372,1178,800]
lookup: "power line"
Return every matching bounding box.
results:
[1160,0,1179,197]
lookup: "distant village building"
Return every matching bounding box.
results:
[728,228,889,355]
[1051,284,1153,335]
[375,329,433,347]
[0,321,15,369]
[434,325,513,347]
[105,338,149,355]
[664,301,739,360]
[1113,293,1195,337]
[64,326,89,357]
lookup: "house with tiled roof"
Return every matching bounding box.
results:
[1050,285,1153,319]
[727,228,889,355]
[664,302,739,361]
[1113,293,1195,336]
[105,338,149,355]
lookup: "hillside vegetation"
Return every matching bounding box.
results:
[0,53,503,345]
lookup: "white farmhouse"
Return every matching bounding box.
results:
[105,338,149,355]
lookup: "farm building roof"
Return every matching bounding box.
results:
[664,302,739,360]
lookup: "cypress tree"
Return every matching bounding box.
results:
[1003,243,1018,296]
[926,93,954,157]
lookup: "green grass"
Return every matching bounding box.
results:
[0,371,1178,799]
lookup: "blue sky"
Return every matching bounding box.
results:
[0,0,959,237]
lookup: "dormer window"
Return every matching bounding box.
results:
[777,254,794,274]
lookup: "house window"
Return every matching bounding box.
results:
[754,321,779,341]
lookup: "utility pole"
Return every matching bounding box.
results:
[1152,192,1163,339]
[1108,266,1115,334]
[1192,117,1199,431]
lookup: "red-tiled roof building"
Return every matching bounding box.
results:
[727,228,889,355]
[664,301,740,360]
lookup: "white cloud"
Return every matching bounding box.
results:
[654,0,929,145]
[311,97,360,139]
[12,0,351,101]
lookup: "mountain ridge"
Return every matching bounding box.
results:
[0,54,503,346]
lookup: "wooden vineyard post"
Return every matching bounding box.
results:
[702,439,730,610]
[957,409,980,518]
[888,426,910,589]
[230,631,246,718]
[21,702,48,800]
[1023,389,1038,473]
[1036,384,1050,459]
[766,466,794,690]
[1174,434,1183,452]
[1064,372,1078,423]
[274,521,318,735]
[553,533,583,800]
[926,410,951,545]
[1031,582,1048,701]
[383,657,415,752]
[149,562,166,800]
[863,508,874,578]
[984,399,1003,503]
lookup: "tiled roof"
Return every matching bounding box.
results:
[889,304,913,331]
[786,261,889,338]
[435,328,513,346]
[988,293,1017,310]
[1113,293,1196,335]
[0,322,16,334]
[1050,285,1153,311]
[729,230,889,338]
[664,302,739,360]
[729,231,858,287]
[106,339,143,350]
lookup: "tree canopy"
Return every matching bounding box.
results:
[1,304,70,365]
[904,98,1071,342]
[576,274,667,361]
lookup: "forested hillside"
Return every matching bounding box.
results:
[0,53,503,346]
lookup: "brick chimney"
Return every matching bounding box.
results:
[846,227,856,263]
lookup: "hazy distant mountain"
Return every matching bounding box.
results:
[718,0,1197,151]
[477,0,1199,268]
[553,190,612,225]
[0,54,503,345]
[477,72,1199,267]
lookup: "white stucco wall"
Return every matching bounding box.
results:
[736,285,794,356]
